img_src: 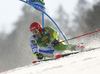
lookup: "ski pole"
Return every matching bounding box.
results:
[59,30,100,43]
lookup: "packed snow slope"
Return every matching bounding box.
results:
[1,46,100,74]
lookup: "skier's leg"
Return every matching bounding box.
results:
[54,43,85,52]
[66,44,85,52]
[39,47,54,56]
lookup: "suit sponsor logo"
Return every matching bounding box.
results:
[41,36,48,41]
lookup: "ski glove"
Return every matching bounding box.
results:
[51,39,59,47]
[34,52,43,60]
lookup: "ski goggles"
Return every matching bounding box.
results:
[32,29,39,35]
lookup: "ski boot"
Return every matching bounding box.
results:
[75,43,85,52]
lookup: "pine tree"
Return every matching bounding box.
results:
[73,0,90,33]
[54,5,69,39]
[84,2,100,32]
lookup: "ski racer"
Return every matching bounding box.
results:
[30,22,84,59]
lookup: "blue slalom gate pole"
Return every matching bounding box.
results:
[42,12,44,28]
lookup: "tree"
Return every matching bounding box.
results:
[83,2,100,33]
[54,5,69,39]
[73,0,90,33]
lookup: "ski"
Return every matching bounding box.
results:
[32,47,100,64]
[32,53,75,64]
[32,52,79,64]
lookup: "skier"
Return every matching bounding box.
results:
[30,22,84,59]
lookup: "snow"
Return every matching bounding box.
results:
[1,46,100,74]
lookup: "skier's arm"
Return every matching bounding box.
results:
[30,36,44,59]
[30,37,38,56]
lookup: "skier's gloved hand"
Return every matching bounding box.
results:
[34,52,43,60]
[51,38,59,47]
